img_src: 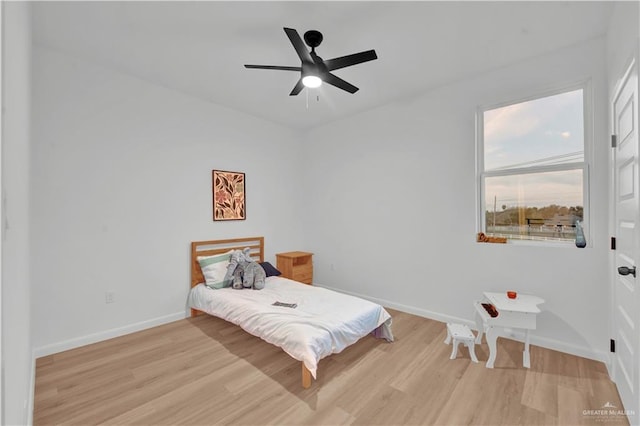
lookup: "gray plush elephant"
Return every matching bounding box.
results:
[224,248,266,290]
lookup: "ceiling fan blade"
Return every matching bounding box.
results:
[289,79,305,96]
[283,27,313,63]
[324,50,378,71]
[245,65,301,71]
[323,72,359,94]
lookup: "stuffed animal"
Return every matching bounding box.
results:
[224,248,266,290]
[238,248,266,290]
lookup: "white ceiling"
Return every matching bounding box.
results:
[32,1,614,130]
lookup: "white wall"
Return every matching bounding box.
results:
[606,1,640,96]
[31,46,304,354]
[2,2,33,424]
[302,38,610,361]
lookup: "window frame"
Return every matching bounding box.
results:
[476,81,592,246]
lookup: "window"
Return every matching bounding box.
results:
[478,86,588,244]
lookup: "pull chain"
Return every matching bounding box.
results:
[305,90,320,109]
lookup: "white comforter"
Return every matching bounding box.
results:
[188,276,393,378]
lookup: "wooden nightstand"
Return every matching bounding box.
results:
[276,251,313,284]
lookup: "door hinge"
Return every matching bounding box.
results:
[611,237,616,250]
[611,339,616,353]
[612,134,617,148]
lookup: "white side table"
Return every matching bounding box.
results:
[474,292,544,368]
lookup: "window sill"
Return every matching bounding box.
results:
[478,238,589,248]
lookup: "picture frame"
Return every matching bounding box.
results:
[212,170,246,221]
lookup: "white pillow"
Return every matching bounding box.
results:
[198,250,233,289]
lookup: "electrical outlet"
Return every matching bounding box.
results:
[105,291,115,304]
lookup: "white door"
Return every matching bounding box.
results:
[613,56,640,425]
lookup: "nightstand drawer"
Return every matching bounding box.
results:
[293,268,313,284]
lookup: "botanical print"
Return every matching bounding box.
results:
[213,170,245,221]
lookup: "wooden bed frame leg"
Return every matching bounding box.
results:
[302,363,312,388]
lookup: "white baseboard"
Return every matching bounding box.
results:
[33,311,187,358]
[316,283,608,364]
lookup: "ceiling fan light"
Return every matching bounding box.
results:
[302,75,322,88]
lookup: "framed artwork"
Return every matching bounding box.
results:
[212,170,246,221]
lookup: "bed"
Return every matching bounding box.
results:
[188,237,393,388]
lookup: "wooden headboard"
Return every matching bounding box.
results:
[190,236,264,289]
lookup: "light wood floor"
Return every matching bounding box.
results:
[34,309,628,425]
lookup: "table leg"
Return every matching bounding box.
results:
[523,329,531,368]
[485,326,498,368]
[474,312,484,344]
[444,327,452,345]
[466,340,479,363]
[450,342,459,360]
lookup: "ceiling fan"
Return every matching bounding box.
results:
[244,27,378,96]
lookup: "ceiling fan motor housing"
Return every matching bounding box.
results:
[304,30,323,49]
